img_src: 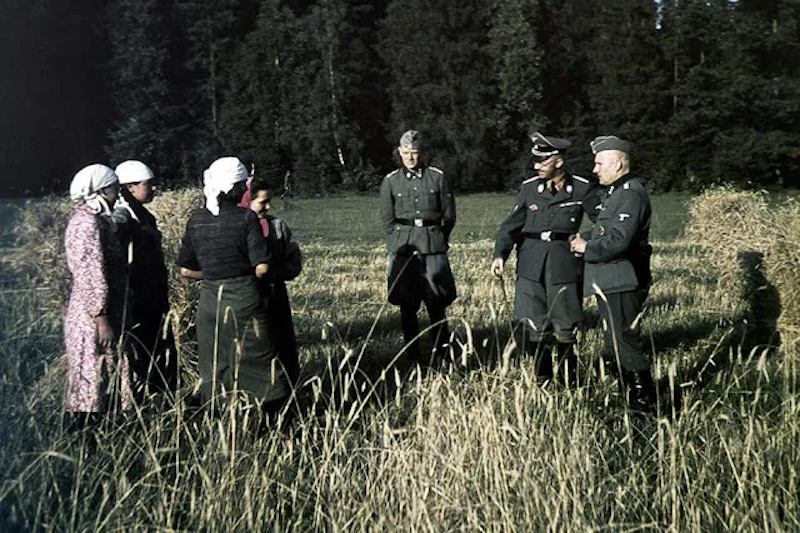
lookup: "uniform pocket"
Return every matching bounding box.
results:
[583,259,638,296]
[421,187,441,211]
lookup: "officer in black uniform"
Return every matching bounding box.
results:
[492,132,599,383]
[570,135,655,411]
[380,130,457,366]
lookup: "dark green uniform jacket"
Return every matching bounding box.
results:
[582,174,652,295]
[380,166,456,255]
[494,172,599,284]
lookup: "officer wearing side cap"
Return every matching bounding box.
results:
[491,132,600,383]
[570,136,655,411]
[380,130,457,367]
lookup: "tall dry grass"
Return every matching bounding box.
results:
[0,188,798,531]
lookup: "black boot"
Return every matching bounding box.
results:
[554,343,578,388]
[533,342,554,383]
[623,370,657,413]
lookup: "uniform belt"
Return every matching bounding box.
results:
[395,218,442,227]
[522,231,572,242]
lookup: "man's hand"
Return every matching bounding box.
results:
[490,257,505,278]
[570,234,587,256]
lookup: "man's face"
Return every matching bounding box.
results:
[593,151,621,186]
[250,189,271,218]
[534,155,562,181]
[398,146,420,170]
[128,180,155,203]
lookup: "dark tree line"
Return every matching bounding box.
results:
[103,0,800,192]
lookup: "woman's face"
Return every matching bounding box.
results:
[128,180,155,203]
[250,189,271,218]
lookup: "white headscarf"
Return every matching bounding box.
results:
[203,157,248,216]
[116,160,154,184]
[69,164,118,215]
[114,160,155,222]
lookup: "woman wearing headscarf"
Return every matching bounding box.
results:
[178,157,288,414]
[237,163,303,386]
[112,160,177,396]
[64,164,131,423]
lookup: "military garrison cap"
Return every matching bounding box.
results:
[590,135,631,154]
[399,130,422,150]
[530,131,571,157]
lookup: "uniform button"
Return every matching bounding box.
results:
[415,198,418,202]
[416,210,420,214]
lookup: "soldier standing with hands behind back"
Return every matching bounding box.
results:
[380,130,457,367]
[492,132,599,384]
[570,136,656,411]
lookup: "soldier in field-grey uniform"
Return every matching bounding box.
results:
[570,135,656,411]
[491,132,600,383]
[380,130,457,366]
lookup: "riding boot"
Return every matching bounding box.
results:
[532,342,554,383]
[400,305,422,365]
[429,308,450,369]
[622,369,657,412]
[554,343,578,387]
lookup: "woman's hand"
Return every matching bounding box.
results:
[95,315,116,351]
[255,263,269,278]
[180,267,203,280]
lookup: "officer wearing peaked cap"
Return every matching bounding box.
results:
[380,130,457,367]
[492,132,600,384]
[571,135,656,411]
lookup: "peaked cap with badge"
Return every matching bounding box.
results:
[530,131,571,158]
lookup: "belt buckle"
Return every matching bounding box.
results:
[414,218,424,227]
[540,231,552,242]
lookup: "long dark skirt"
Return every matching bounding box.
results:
[196,275,288,406]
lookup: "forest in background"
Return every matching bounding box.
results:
[2,0,799,195]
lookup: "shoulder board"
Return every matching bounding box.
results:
[384,169,401,179]
[572,174,589,184]
[522,176,539,184]
[428,166,444,175]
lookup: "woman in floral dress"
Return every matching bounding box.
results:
[64,164,131,422]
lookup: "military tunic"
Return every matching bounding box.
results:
[494,172,599,343]
[380,166,457,308]
[581,174,652,372]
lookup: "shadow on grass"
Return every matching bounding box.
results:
[670,251,781,400]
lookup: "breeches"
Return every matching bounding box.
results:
[596,288,650,372]
[514,276,582,344]
[387,252,456,309]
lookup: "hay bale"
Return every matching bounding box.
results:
[764,199,800,331]
[686,186,771,312]
[687,186,800,359]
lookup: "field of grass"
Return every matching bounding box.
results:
[0,188,797,532]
